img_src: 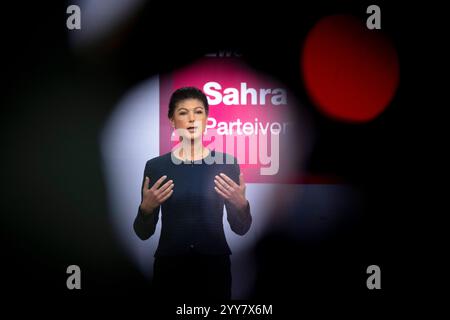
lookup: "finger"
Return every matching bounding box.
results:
[159,189,174,203]
[158,183,174,198]
[157,180,174,193]
[215,175,231,189]
[214,186,229,199]
[239,173,245,187]
[219,173,239,188]
[151,175,167,191]
[214,178,232,196]
[142,177,150,192]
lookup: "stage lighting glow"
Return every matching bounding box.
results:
[302,15,400,123]
[68,0,146,48]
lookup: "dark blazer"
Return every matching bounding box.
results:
[133,150,252,256]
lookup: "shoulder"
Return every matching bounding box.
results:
[144,152,172,170]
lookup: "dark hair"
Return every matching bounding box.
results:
[168,87,209,119]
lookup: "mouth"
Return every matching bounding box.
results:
[187,126,198,132]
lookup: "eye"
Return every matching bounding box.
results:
[179,111,187,115]
[196,110,204,114]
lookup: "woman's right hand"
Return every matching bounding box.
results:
[140,175,174,215]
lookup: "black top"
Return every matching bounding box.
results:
[133,150,252,257]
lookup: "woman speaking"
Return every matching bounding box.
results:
[133,87,252,300]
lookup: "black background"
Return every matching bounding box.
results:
[0,0,437,315]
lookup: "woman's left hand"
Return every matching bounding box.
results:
[214,173,248,211]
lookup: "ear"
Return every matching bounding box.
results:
[170,118,175,128]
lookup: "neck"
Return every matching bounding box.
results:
[179,138,206,161]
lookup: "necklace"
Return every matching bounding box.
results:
[178,147,209,162]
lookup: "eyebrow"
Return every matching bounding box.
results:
[177,106,205,112]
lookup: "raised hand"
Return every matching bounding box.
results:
[214,172,248,211]
[140,175,174,215]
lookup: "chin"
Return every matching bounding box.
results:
[191,133,203,140]
[181,133,201,140]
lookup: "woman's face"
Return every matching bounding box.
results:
[170,98,207,140]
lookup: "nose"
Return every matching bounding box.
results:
[188,111,195,122]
